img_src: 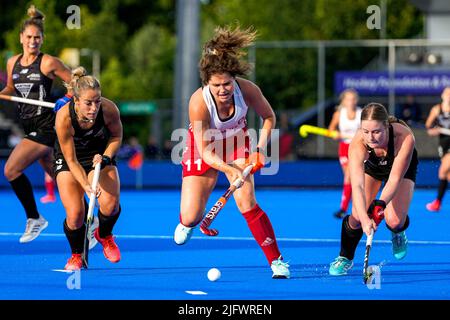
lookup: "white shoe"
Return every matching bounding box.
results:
[174,223,194,245]
[271,257,290,279]
[19,215,48,243]
[88,216,99,250]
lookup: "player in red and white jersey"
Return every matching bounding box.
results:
[328,89,362,218]
[173,25,289,279]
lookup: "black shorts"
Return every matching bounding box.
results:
[54,156,117,178]
[364,149,419,183]
[21,112,56,148]
[438,139,450,158]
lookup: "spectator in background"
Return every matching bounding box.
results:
[279,112,294,160]
[145,135,160,160]
[396,94,422,127]
[117,136,143,160]
[161,139,173,160]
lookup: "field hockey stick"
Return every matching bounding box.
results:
[439,127,450,136]
[363,228,374,284]
[200,164,254,236]
[82,162,101,269]
[299,124,339,139]
[0,94,54,108]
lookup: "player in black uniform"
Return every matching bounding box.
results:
[0,6,72,243]
[425,87,450,212]
[54,67,123,270]
[329,102,418,276]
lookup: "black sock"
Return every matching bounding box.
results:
[437,179,448,201]
[339,215,363,260]
[83,197,89,223]
[98,205,121,238]
[63,219,86,254]
[9,174,39,219]
[387,216,410,234]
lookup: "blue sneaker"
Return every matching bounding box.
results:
[329,256,353,276]
[391,231,408,260]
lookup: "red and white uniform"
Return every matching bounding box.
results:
[182,81,251,177]
[338,106,361,166]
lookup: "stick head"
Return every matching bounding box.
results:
[363,266,374,284]
[299,126,309,137]
[200,225,219,236]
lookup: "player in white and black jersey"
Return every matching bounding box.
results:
[0,6,71,243]
[54,67,123,270]
[425,87,450,212]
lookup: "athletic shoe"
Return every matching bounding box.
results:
[88,216,99,250]
[334,209,347,219]
[391,231,408,260]
[329,256,353,276]
[40,194,56,204]
[19,215,49,243]
[174,223,194,245]
[64,254,82,271]
[426,199,441,212]
[94,228,121,263]
[270,257,290,279]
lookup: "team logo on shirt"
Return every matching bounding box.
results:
[27,73,41,81]
[12,74,19,80]
[14,83,34,98]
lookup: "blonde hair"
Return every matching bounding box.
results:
[21,5,45,34]
[66,67,101,98]
[361,102,408,127]
[199,25,257,85]
[339,88,359,103]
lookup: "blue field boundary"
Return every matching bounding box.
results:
[0,159,443,188]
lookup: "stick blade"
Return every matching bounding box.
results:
[81,221,91,269]
[299,125,308,137]
[199,225,219,236]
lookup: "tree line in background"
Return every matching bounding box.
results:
[0,0,423,143]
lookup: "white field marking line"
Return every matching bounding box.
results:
[51,269,73,273]
[1,232,450,245]
[185,291,208,295]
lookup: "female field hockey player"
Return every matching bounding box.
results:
[173,25,290,279]
[424,87,450,212]
[0,6,72,243]
[54,67,123,270]
[329,103,418,275]
[328,89,362,218]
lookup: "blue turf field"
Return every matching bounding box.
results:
[0,188,449,300]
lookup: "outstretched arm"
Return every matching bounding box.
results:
[379,128,415,204]
[348,133,377,235]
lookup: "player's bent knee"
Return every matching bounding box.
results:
[4,164,18,181]
[348,214,362,229]
[65,215,84,230]
[386,215,410,233]
[179,213,202,227]
[100,199,120,216]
